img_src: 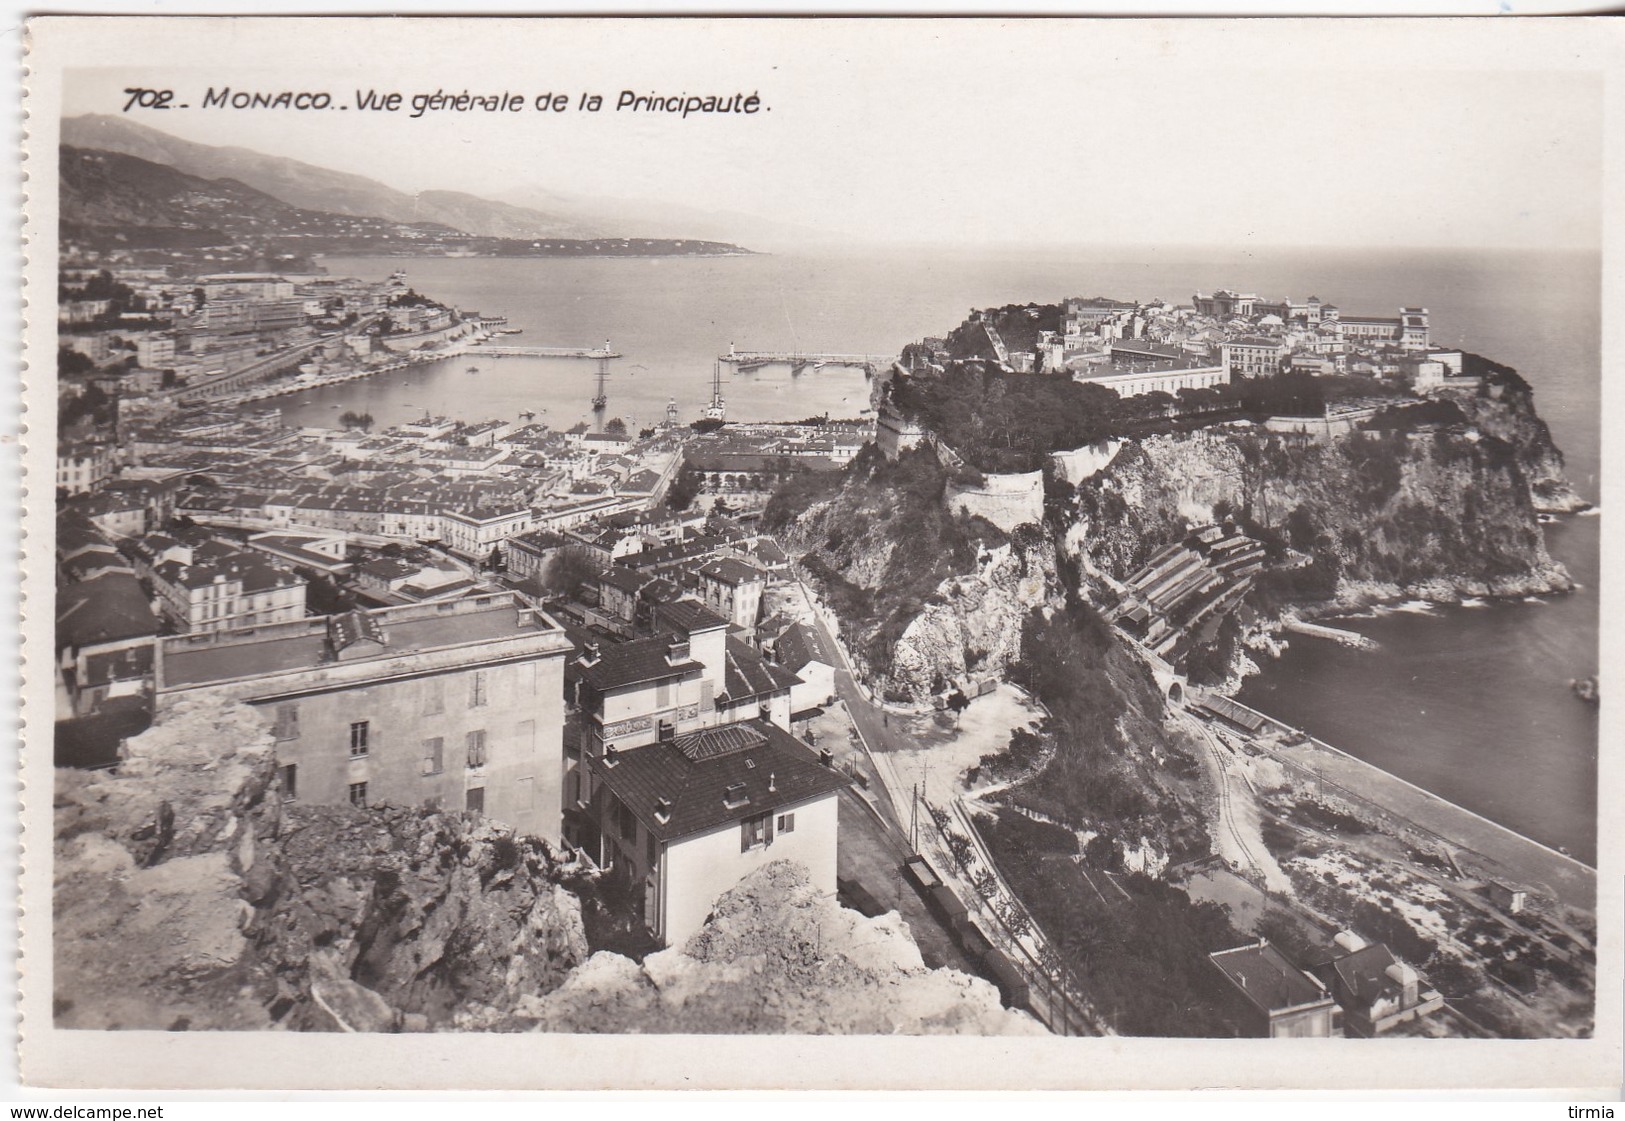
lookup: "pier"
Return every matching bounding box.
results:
[1283,619,1379,650]
[461,344,621,359]
[720,347,897,372]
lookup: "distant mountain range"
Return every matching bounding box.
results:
[59,114,818,250]
[60,144,461,247]
[61,114,598,240]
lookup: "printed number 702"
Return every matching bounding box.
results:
[122,88,175,112]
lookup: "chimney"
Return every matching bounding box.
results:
[768,772,777,793]
[604,743,619,768]
[819,747,834,768]
[580,641,601,666]
[1385,962,1419,1008]
[667,638,690,664]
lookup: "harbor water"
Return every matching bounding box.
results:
[293,247,1599,861]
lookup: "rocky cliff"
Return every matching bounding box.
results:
[1059,419,1571,605]
[55,696,594,1032]
[770,446,1048,701]
[883,527,1058,700]
[1450,384,1588,513]
[55,698,1035,1034]
[522,861,1042,1035]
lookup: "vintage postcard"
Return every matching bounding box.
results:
[17,14,1623,1092]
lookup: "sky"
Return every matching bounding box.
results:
[48,18,1605,251]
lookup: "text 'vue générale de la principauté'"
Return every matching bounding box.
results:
[120,86,768,119]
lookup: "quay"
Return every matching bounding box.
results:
[460,344,621,359]
[1199,693,1595,912]
[232,351,449,405]
[720,346,897,372]
[1282,618,1378,650]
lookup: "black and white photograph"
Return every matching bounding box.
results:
[16,13,1622,1093]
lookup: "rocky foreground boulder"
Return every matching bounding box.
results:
[522,860,1043,1035]
[54,696,591,1032]
[55,698,1039,1035]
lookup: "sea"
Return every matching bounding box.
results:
[293,246,1600,863]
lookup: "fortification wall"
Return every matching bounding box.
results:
[1051,438,1124,484]
[945,469,1045,532]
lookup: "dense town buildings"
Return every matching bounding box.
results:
[957,288,1449,401]
[154,593,574,836]
[54,263,868,950]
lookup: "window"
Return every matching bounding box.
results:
[279,763,297,802]
[465,787,485,815]
[655,679,674,709]
[348,781,368,809]
[740,811,772,852]
[613,796,638,841]
[349,720,370,757]
[271,703,299,741]
[469,670,488,709]
[466,729,487,768]
[422,736,444,776]
[776,812,796,834]
[422,678,444,716]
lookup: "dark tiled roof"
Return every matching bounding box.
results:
[590,718,848,841]
[753,538,788,565]
[723,637,801,701]
[57,573,158,652]
[55,698,153,769]
[651,599,729,636]
[774,622,825,673]
[698,557,765,587]
[61,550,131,582]
[575,636,703,692]
[641,577,685,604]
[1319,943,1401,1008]
[598,567,653,597]
[1211,942,1329,1016]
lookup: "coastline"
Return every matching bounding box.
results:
[1213,694,1595,909]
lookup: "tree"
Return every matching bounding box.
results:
[665,469,701,511]
[947,689,971,728]
[541,549,601,597]
[604,416,628,436]
[486,546,505,572]
[57,346,95,379]
[338,410,374,432]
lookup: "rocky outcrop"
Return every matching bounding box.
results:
[521,860,1043,1035]
[53,696,591,1032]
[1450,388,1589,513]
[1062,418,1568,598]
[886,527,1058,699]
[54,699,1040,1036]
